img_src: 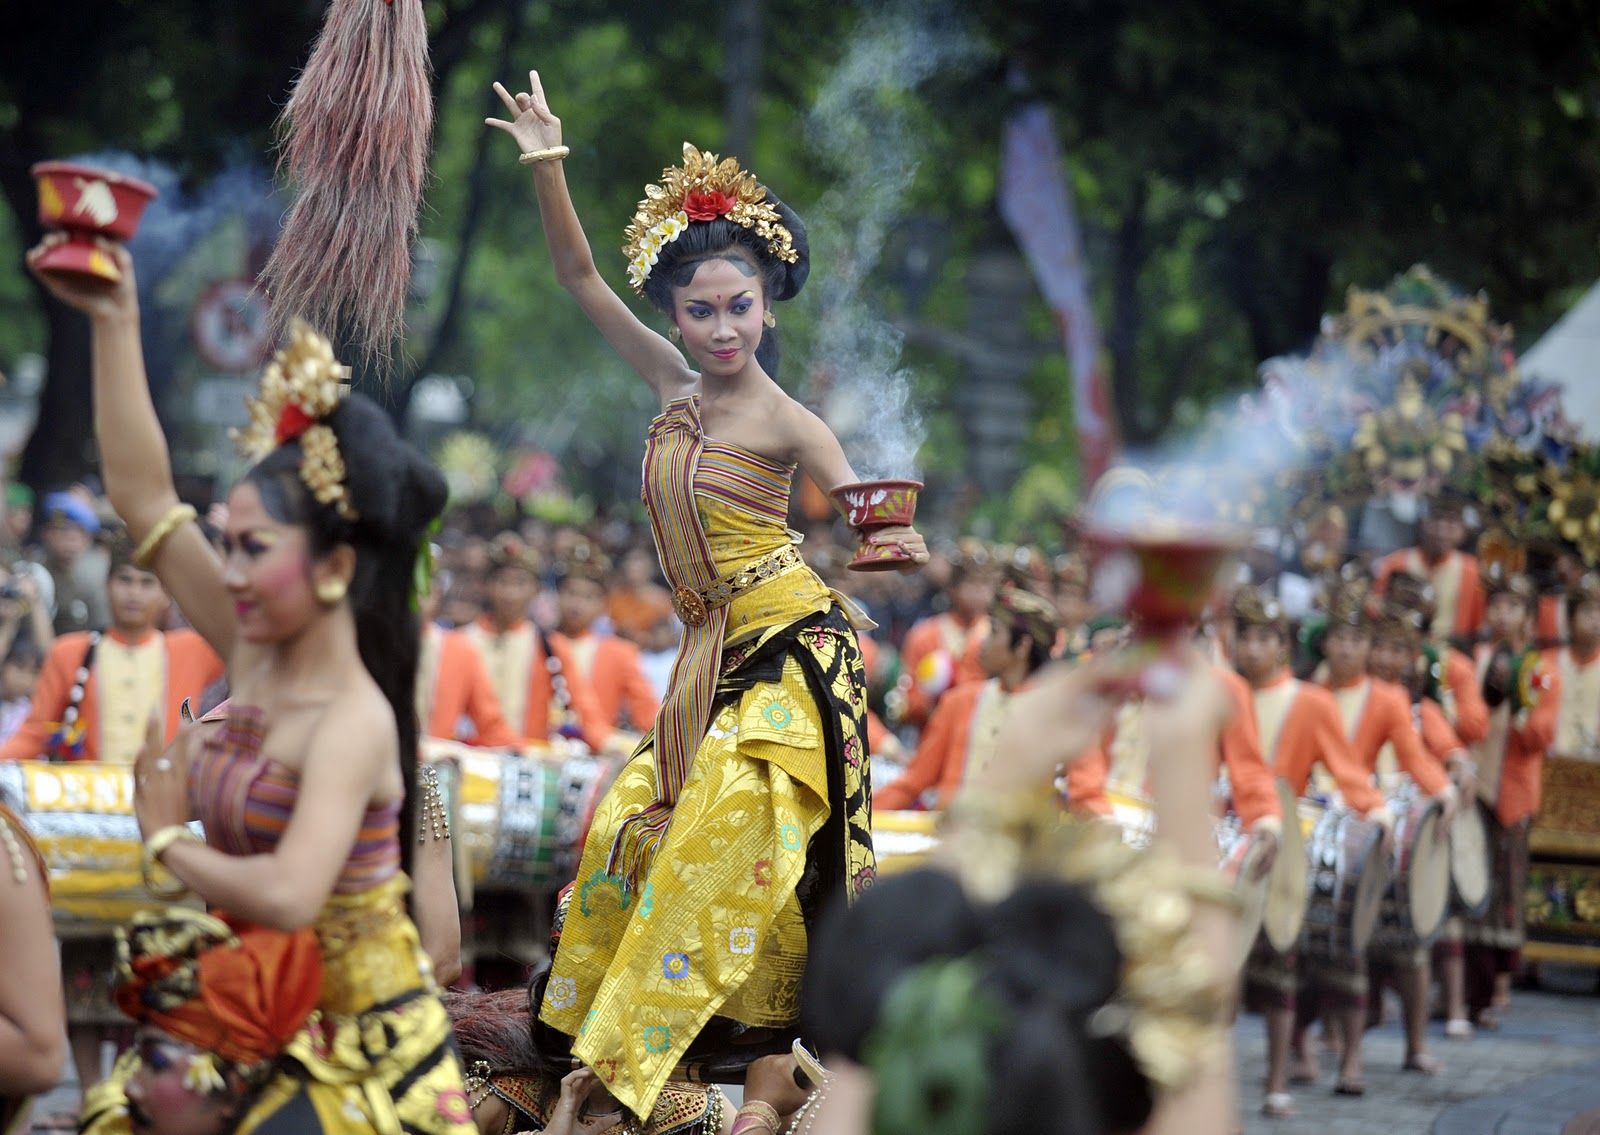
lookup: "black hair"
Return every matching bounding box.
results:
[243,394,447,874]
[803,868,1155,1135]
[3,639,42,671]
[1006,625,1053,673]
[640,191,810,380]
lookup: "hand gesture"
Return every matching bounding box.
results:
[25,234,138,322]
[134,714,194,838]
[485,69,563,156]
[540,1067,597,1135]
[867,525,931,572]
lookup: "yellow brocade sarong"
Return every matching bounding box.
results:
[541,484,875,1117]
[81,877,475,1135]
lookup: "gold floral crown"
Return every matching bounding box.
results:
[231,320,356,520]
[622,142,798,295]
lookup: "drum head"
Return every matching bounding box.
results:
[1263,781,1309,952]
[1404,808,1453,940]
[1450,802,1491,913]
[1228,839,1271,973]
[1349,828,1392,954]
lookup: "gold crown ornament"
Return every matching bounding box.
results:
[231,321,356,520]
[622,143,798,294]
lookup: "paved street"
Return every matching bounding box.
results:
[1236,967,1600,1134]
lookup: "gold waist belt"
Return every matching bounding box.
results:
[670,544,803,628]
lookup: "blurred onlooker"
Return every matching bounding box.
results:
[0,640,42,742]
[0,565,54,663]
[35,492,109,634]
[2,483,33,551]
[608,546,674,645]
[637,613,683,701]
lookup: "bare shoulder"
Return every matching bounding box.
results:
[767,394,829,461]
[658,371,701,411]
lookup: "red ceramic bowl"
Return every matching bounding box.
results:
[32,161,158,282]
[831,479,923,572]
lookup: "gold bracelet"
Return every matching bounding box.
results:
[732,1101,780,1135]
[518,144,570,166]
[142,824,201,899]
[134,504,198,569]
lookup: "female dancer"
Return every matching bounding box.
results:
[485,70,928,1117]
[0,794,65,1134]
[26,236,473,1134]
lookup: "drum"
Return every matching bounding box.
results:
[872,809,939,875]
[1216,814,1270,972]
[1448,798,1492,919]
[1369,789,1451,954]
[0,761,203,930]
[1298,800,1391,965]
[440,743,618,890]
[1261,780,1309,952]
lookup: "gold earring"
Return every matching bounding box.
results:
[762,310,776,329]
[667,325,681,343]
[315,578,348,605]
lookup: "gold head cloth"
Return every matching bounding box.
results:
[622,143,798,294]
[231,320,356,520]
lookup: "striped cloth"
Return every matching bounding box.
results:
[189,704,401,894]
[609,398,793,890]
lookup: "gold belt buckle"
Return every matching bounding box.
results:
[672,585,709,628]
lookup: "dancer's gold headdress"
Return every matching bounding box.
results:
[622,143,798,294]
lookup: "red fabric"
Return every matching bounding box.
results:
[274,404,316,445]
[1445,649,1490,746]
[116,915,322,1066]
[874,679,986,811]
[1217,667,1280,831]
[1477,645,1562,825]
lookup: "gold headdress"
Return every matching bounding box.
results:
[622,142,798,294]
[231,320,356,520]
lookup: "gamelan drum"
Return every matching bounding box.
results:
[440,743,618,890]
[1448,798,1492,919]
[1215,813,1270,972]
[1260,780,1309,952]
[872,809,939,876]
[0,761,203,930]
[1367,788,1451,954]
[1297,799,1391,965]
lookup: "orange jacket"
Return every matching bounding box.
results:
[1417,697,1468,762]
[471,619,611,751]
[0,628,223,764]
[875,678,991,811]
[550,630,660,734]
[899,613,988,725]
[1374,548,1485,641]
[423,629,520,748]
[1475,643,1562,825]
[1442,648,1490,746]
[1063,667,1281,834]
[1537,594,1567,646]
[1247,669,1387,816]
[1321,675,1451,796]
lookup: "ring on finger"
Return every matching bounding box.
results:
[155,758,172,772]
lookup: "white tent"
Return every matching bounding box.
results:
[1521,281,1600,436]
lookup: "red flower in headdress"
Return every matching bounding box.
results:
[275,404,316,446]
[683,189,737,222]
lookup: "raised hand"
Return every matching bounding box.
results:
[25,234,138,322]
[485,69,564,156]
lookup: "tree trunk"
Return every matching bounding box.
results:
[1108,177,1150,444]
[722,0,764,158]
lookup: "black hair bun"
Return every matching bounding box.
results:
[328,394,447,542]
[762,190,810,301]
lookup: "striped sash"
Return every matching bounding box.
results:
[608,398,730,888]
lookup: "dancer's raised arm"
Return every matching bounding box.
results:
[487,70,693,400]
[26,238,236,658]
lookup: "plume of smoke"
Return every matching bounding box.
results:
[802,4,982,481]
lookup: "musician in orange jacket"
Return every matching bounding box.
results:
[1373,492,1485,644]
[875,584,1057,811]
[897,551,997,726]
[1384,570,1490,749]
[1230,587,1391,1117]
[463,535,610,752]
[1319,600,1455,1079]
[1546,575,1600,761]
[415,574,519,748]
[0,536,223,764]
[1466,569,1562,1027]
[548,542,660,736]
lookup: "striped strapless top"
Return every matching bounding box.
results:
[188,704,402,894]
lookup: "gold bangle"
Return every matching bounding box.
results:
[142,824,201,899]
[518,144,570,166]
[134,504,198,569]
